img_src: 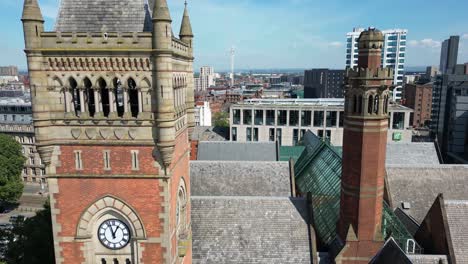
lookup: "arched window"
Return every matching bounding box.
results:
[128,78,139,118]
[353,95,357,113]
[384,95,389,114]
[98,78,110,117]
[84,78,95,117]
[176,180,187,234]
[368,95,373,114]
[114,78,124,117]
[101,259,107,264]
[69,77,80,116]
[113,258,119,264]
[374,95,379,114]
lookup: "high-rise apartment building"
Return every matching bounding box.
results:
[195,66,216,91]
[346,28,407,101]
[0,66,19,76]
[304,69,346,98]
[22,0,195,263]
[440,36,459,74]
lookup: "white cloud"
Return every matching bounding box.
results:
[328,41,343,48]
[408,38,441,48]
[462,34,468,40]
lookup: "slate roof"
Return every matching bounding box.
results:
[55,0,152,32]
[386,143,440,166]
[386,165,468,223]
[370,238,412,264]
[445,200,468,264]
[197,142,277,161]
[190,161,291,197]
[191,196,311,264]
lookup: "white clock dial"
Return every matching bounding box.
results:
[98,219,131,250]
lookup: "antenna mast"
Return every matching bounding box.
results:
[230,46,235,87]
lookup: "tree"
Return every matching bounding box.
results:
[0,134,25,203]
[213,112,229,128]
[2,201,55,264]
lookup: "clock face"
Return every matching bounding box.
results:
[98,219,131,250]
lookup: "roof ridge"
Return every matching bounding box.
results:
[192,196,305,201]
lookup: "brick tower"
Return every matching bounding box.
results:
[21,0,195,263]
[335,28,393,263]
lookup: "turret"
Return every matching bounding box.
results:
[179,1,194,51]
[152,0,176,168]
[21,0,44,50]
[152,0,172,50]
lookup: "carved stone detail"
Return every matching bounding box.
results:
[71,128,82,139]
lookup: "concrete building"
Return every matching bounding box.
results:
[0,96,45,184]
[194,101,212,126]
[346,28,407,101]
[303,69,346,98]
[403,83,433,127]
[230,98,412,146]
[194,66,215,92]
[425,66,438,81]
[431,64,468,163]
[0,66,19,77]
[22,0,195,263]
[440,36,459,74]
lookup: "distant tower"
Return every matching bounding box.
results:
[22,0,195,263]
[230,46,235,87]
[335,28,393,263]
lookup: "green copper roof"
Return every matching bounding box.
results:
[279,146,305,162]
[294,131,422,253]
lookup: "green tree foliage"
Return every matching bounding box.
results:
[0,134,25,203]
[213,112,229,128]
[2,202,55,264]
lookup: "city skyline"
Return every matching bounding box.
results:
[2,0,468,70]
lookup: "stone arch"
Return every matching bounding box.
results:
[127,77,139,117]
[176,177,188,234]
[76,195,146,239]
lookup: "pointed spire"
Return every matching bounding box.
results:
[153,0,172,22]
[179,1,194,38]
[22,0,44,22]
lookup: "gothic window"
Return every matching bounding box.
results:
[374,95,380,114]
[69,78,80,116]
[114,78,125,117]
[101,259,106,264]
[103,151,111,170]
[384,95,389,114]
[357,96,362,114]
[177,179,187,234]
[74,150,82,170]
[126,259,131,264]
[368,95,373,114]
[128,78,139,118]
[353,95,357,113]
[84,78,95,117]
[98,78,110,117]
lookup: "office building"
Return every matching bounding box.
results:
[440,36,459,74]
[0,95,45,183]
[403,83,433,127]
[230,98,412,146]
[0,66,19,77]
[22,0,195,262]
[425,66,438,81]
[431,64,468,163]
[195,101,212,126]
[346,28,407,101]
[303,69,346,98]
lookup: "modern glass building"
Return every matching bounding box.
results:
[346,28,408,102]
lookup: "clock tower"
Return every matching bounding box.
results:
[22,0,195,263]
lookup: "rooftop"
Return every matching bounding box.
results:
[197,141,277,161]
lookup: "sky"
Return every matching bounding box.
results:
[2,0,468,71]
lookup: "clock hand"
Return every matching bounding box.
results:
[111,226,117,239]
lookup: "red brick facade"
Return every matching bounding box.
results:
[403,83,433,127]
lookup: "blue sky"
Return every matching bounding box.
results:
[2,0,468,71]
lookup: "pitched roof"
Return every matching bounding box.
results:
[386,143,440,166]
[386,165,468,223]
[190,161,291,197]
[55,0,152,32]
[445,200,468,263]
[370,238,412,264]
[197,142,277,161]
[191,196,312,264]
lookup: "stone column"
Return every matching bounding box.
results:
[138,90,143,114]
[63,89,69,112]
[94,89,100,113]
[108,89,114,113]
[123,89,129,113]
[79,88,85,114]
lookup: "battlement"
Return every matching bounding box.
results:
[347,67,394,80]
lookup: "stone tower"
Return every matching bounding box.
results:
[21,0,195,263]
[335,28,393,263]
